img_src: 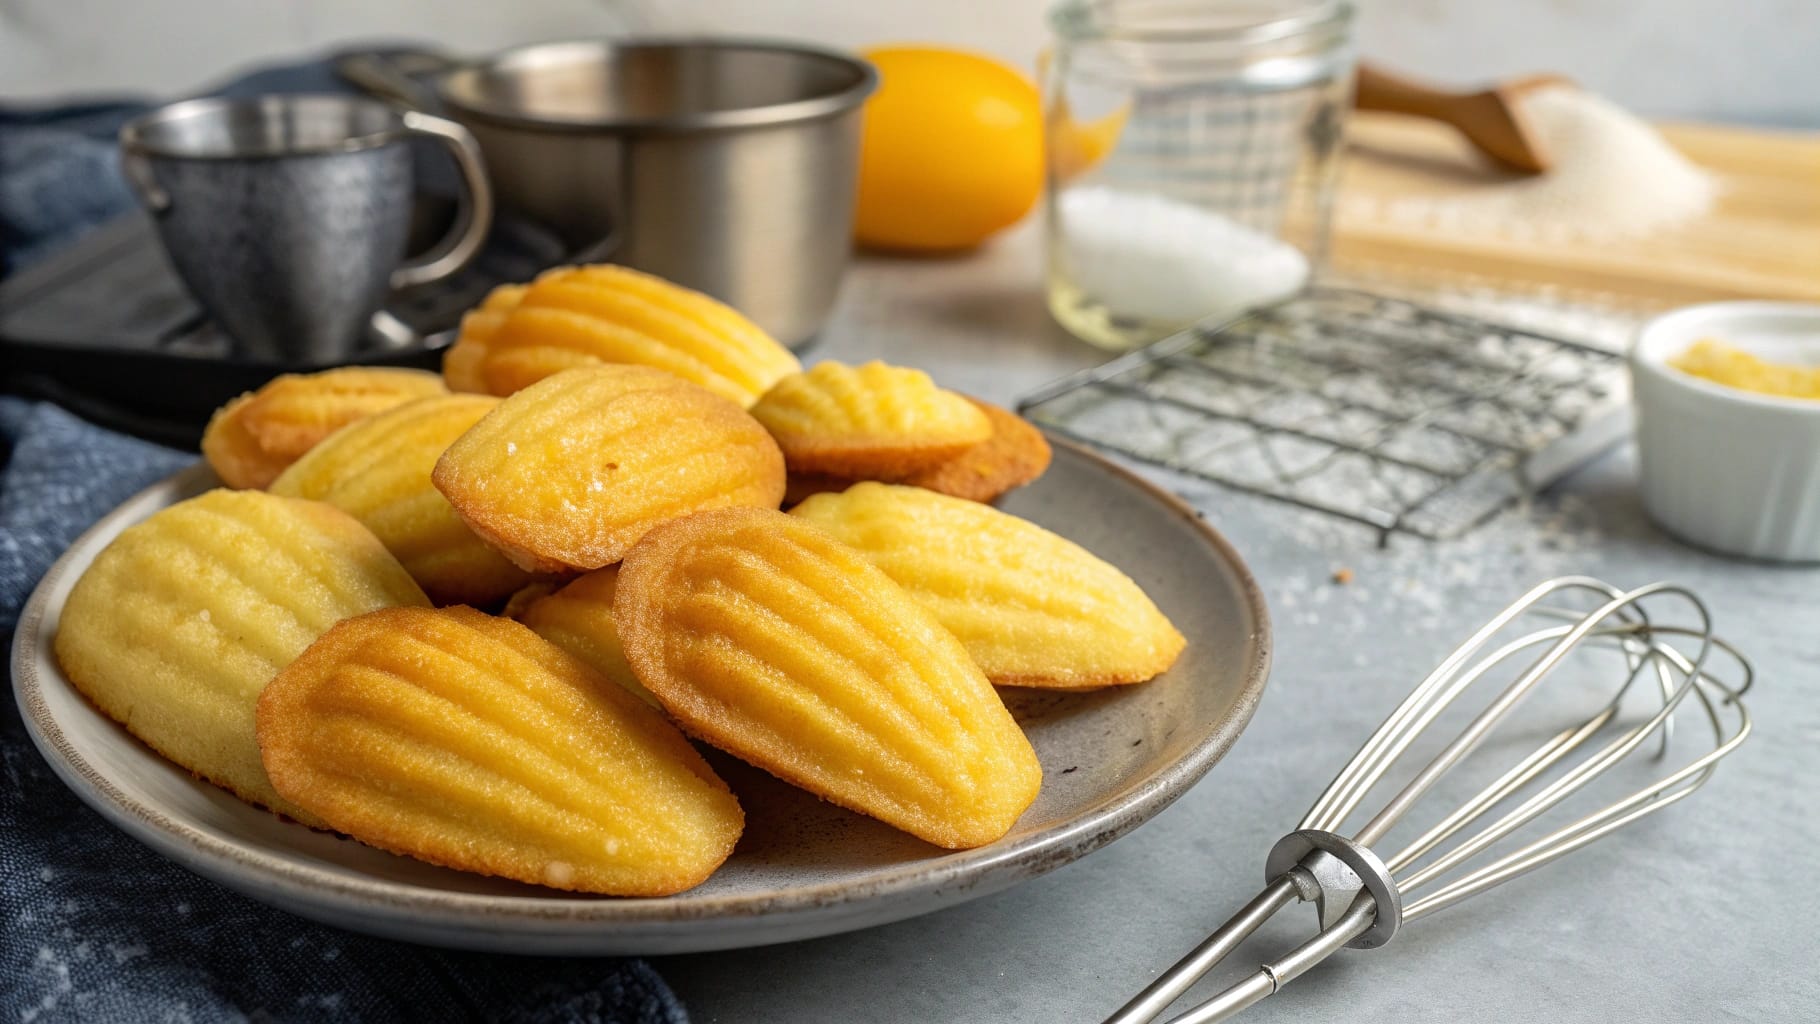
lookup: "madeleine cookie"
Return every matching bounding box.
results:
[443,283,527,393]
[779,400,1051,506]
[615,507,1042,849]
[749,361,992,478]
[54,490,429,823]
[900,399,1051,502]
[258,606,743,895]
[433,365,786,573]
[202,367,448,489]
[269,394,536,606]
[792,483,1185,687]
[448,265,799,405]
[513,568,654,706]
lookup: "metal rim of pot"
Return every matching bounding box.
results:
[344,37,879,136]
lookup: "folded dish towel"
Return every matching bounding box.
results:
[1,49,692,1024]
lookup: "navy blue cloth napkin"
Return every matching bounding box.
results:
[1,53,691,1024]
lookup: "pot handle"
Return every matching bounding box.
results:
[335,49,457,112]
[389,111,495,290]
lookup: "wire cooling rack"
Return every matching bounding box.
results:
[1018,289,1630,543]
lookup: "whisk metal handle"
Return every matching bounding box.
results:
[1104,830,1400,1024]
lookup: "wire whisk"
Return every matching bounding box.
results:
[1106,576,1753,1024]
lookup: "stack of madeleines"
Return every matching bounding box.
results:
[55,263,1186,896]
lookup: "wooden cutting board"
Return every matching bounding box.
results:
[1331,111,1820,311]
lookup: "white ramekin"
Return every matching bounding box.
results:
[1630,301,1820,562]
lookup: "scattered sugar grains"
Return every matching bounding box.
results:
[1367,86,1717,241]
[1058,186,1310,323]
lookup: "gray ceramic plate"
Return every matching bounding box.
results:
[13,441,1270,955]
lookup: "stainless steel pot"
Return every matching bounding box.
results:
[340,39,877,349]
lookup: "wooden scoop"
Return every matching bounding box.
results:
[1355,63,1574,175]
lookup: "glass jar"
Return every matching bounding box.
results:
[1043,0,1356,350]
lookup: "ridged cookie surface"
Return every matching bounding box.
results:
[257,606,742,895]
[779,399,1052,506]
[749,361,992,478]
[269,394,535,606]
[513,568,653,706]
[433,365,785,573]
[202,367,447,489]
[443,283,527,393]
[447,265,799,405]
[54,490,429,823]
[615,507,1041,849]
[792,483,1185,687]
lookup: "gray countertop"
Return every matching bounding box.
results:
[654,224,1820,1023]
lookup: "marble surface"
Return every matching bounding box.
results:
[654,223,1820,1022]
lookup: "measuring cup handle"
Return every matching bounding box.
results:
[390,111,494,291]
[118,149,171,214]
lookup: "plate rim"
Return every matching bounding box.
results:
[12,439,1271,949]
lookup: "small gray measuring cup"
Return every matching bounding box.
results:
[120,94,493,362]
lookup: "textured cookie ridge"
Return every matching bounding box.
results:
[433,365,786,573]
[792,483,1185,687]
[54,489,429,823]
[257,606,743,895]
[446,265,799,405]
[444,283,527,393]
[614,506,1042,849]
[750,361,993,478]
[269,394,534,606]
[202,367,447,489]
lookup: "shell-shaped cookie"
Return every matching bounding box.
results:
[779,400,1053,507]
[54,490,430,823]
[269,394,535,606]
[792,484,1185,687]
[257,606,743,895]
[452,264,800,406]
[749,361,993,478]
[444,283,527,393]
[513,568,654,706]
[433,365,786,573]
[202,367,448,489]
[900,399,1051,502]
[615,507,1042,849]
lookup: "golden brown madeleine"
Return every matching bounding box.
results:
[432,365,786,573]
[444,283,528,393]
[513,568,655,706]
[749,361,993,478]
[793,483,1185,687]
[460,264,800,405]
[615,507,1042,849]
[779,400,1053,507]
[54,490,429,822]
[257,606,743,895]
[202,367,448,489]
[269,394,535,606]
[900,399,1052,502]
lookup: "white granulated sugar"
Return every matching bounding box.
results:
[1363,86,1717,241]
[1059,186,1310,323]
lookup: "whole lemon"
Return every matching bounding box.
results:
[855,47,1043,252]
